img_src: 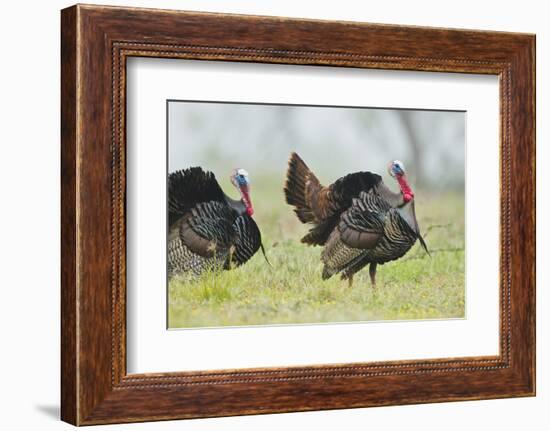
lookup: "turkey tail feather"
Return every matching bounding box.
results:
[284,152,320,223]
[168,167,225,227]
[300,215,339,246]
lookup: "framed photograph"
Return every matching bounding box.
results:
[61,4,535,425]
[163,101,463,330]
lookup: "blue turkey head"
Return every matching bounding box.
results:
[231,168,253,216]
[388,160,406,178]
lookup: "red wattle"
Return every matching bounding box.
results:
[240,187,254,216]
[396,174,414,203]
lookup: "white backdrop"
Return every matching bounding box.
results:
[127,59,499,373]
[0,1,546,430]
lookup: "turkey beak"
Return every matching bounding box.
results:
[239,184,254,216]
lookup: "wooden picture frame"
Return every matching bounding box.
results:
[61,4,535,425]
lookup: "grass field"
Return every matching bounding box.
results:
[168,175,465,328]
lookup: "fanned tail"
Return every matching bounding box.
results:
[284,152,321,224]
[168,167,225,227]
[300,216,339,246]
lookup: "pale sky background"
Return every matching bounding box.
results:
[168,101,465,192]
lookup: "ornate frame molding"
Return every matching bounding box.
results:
[61,5,534,425]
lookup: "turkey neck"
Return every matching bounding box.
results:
[224,195,248,215]
[396,174,414,203]
[397,200,420,235]
[374,179,410,208]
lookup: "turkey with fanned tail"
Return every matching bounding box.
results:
[168,167,268,279]
[284,152,429,287]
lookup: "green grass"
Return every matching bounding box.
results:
[168,176,465,328]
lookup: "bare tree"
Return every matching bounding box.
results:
[394,110,426,187]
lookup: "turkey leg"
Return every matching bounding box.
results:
[369,263,377,288]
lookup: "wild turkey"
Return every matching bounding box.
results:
[284,152,429,287]
[168,167,267,279]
